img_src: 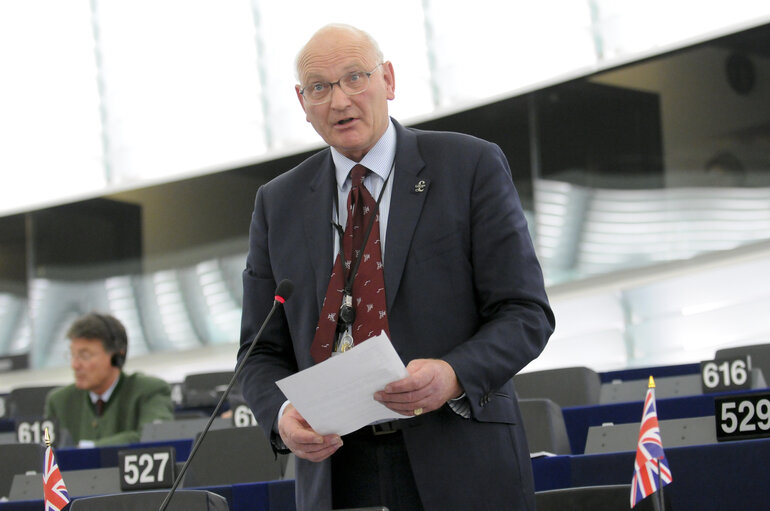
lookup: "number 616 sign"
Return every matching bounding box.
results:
[700,356,752,393]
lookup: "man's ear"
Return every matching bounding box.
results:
[383,61,395,101]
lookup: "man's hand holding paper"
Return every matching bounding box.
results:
[275,333,410,440]
[277,403,343,462]
[373,358,463,417]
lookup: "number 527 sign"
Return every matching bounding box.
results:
[118,446,176,491]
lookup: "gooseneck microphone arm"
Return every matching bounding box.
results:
[158,279,294,511]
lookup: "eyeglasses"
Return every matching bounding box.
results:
[299,63,383,105]
[65,350,103,363]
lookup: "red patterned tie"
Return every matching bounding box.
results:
[311,164,390,363]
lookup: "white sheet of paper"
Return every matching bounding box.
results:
[275,332,409,436]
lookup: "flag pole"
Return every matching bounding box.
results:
[649,376,665,511]
[656,457,665,511]
[44,427,52,448]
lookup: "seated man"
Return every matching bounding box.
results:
[45,313,173,447]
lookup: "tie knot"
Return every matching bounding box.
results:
[351,164,368,186]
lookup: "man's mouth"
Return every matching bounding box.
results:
[337,118,355,126]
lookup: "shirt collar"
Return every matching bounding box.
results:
[331,119,396,188]
[89,372,121,404]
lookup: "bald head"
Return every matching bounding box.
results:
[295,24,384,81]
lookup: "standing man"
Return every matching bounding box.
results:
[237,23,554,511]
[45,313,173,447]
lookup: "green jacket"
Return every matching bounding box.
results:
[44,372,174,446]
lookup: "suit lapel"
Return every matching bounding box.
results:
[384,122,428,312]
[302,151,337,312]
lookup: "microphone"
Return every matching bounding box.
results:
[158,279,293,511]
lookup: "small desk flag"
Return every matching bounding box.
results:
[43,428,70,511]
[631,376,673,508]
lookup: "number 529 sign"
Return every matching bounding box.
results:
[715,392,770,442]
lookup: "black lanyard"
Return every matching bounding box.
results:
[331,162,394,298]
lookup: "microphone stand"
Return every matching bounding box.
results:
[158,281,292,511]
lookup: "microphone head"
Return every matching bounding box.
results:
[274,279,294,303]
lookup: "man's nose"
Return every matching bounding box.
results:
[329,83,351,108]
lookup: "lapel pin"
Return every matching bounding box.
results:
[414,180,428,193]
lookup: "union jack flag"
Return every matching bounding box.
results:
[43,444,70,511]
[631,376,673,508]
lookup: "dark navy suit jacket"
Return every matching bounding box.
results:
[238,119,555,511]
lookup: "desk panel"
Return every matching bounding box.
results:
[599,363,701,383]
[55,439,193,471]
[561,390,754,454]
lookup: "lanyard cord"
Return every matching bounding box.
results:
[332,161,394,296]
